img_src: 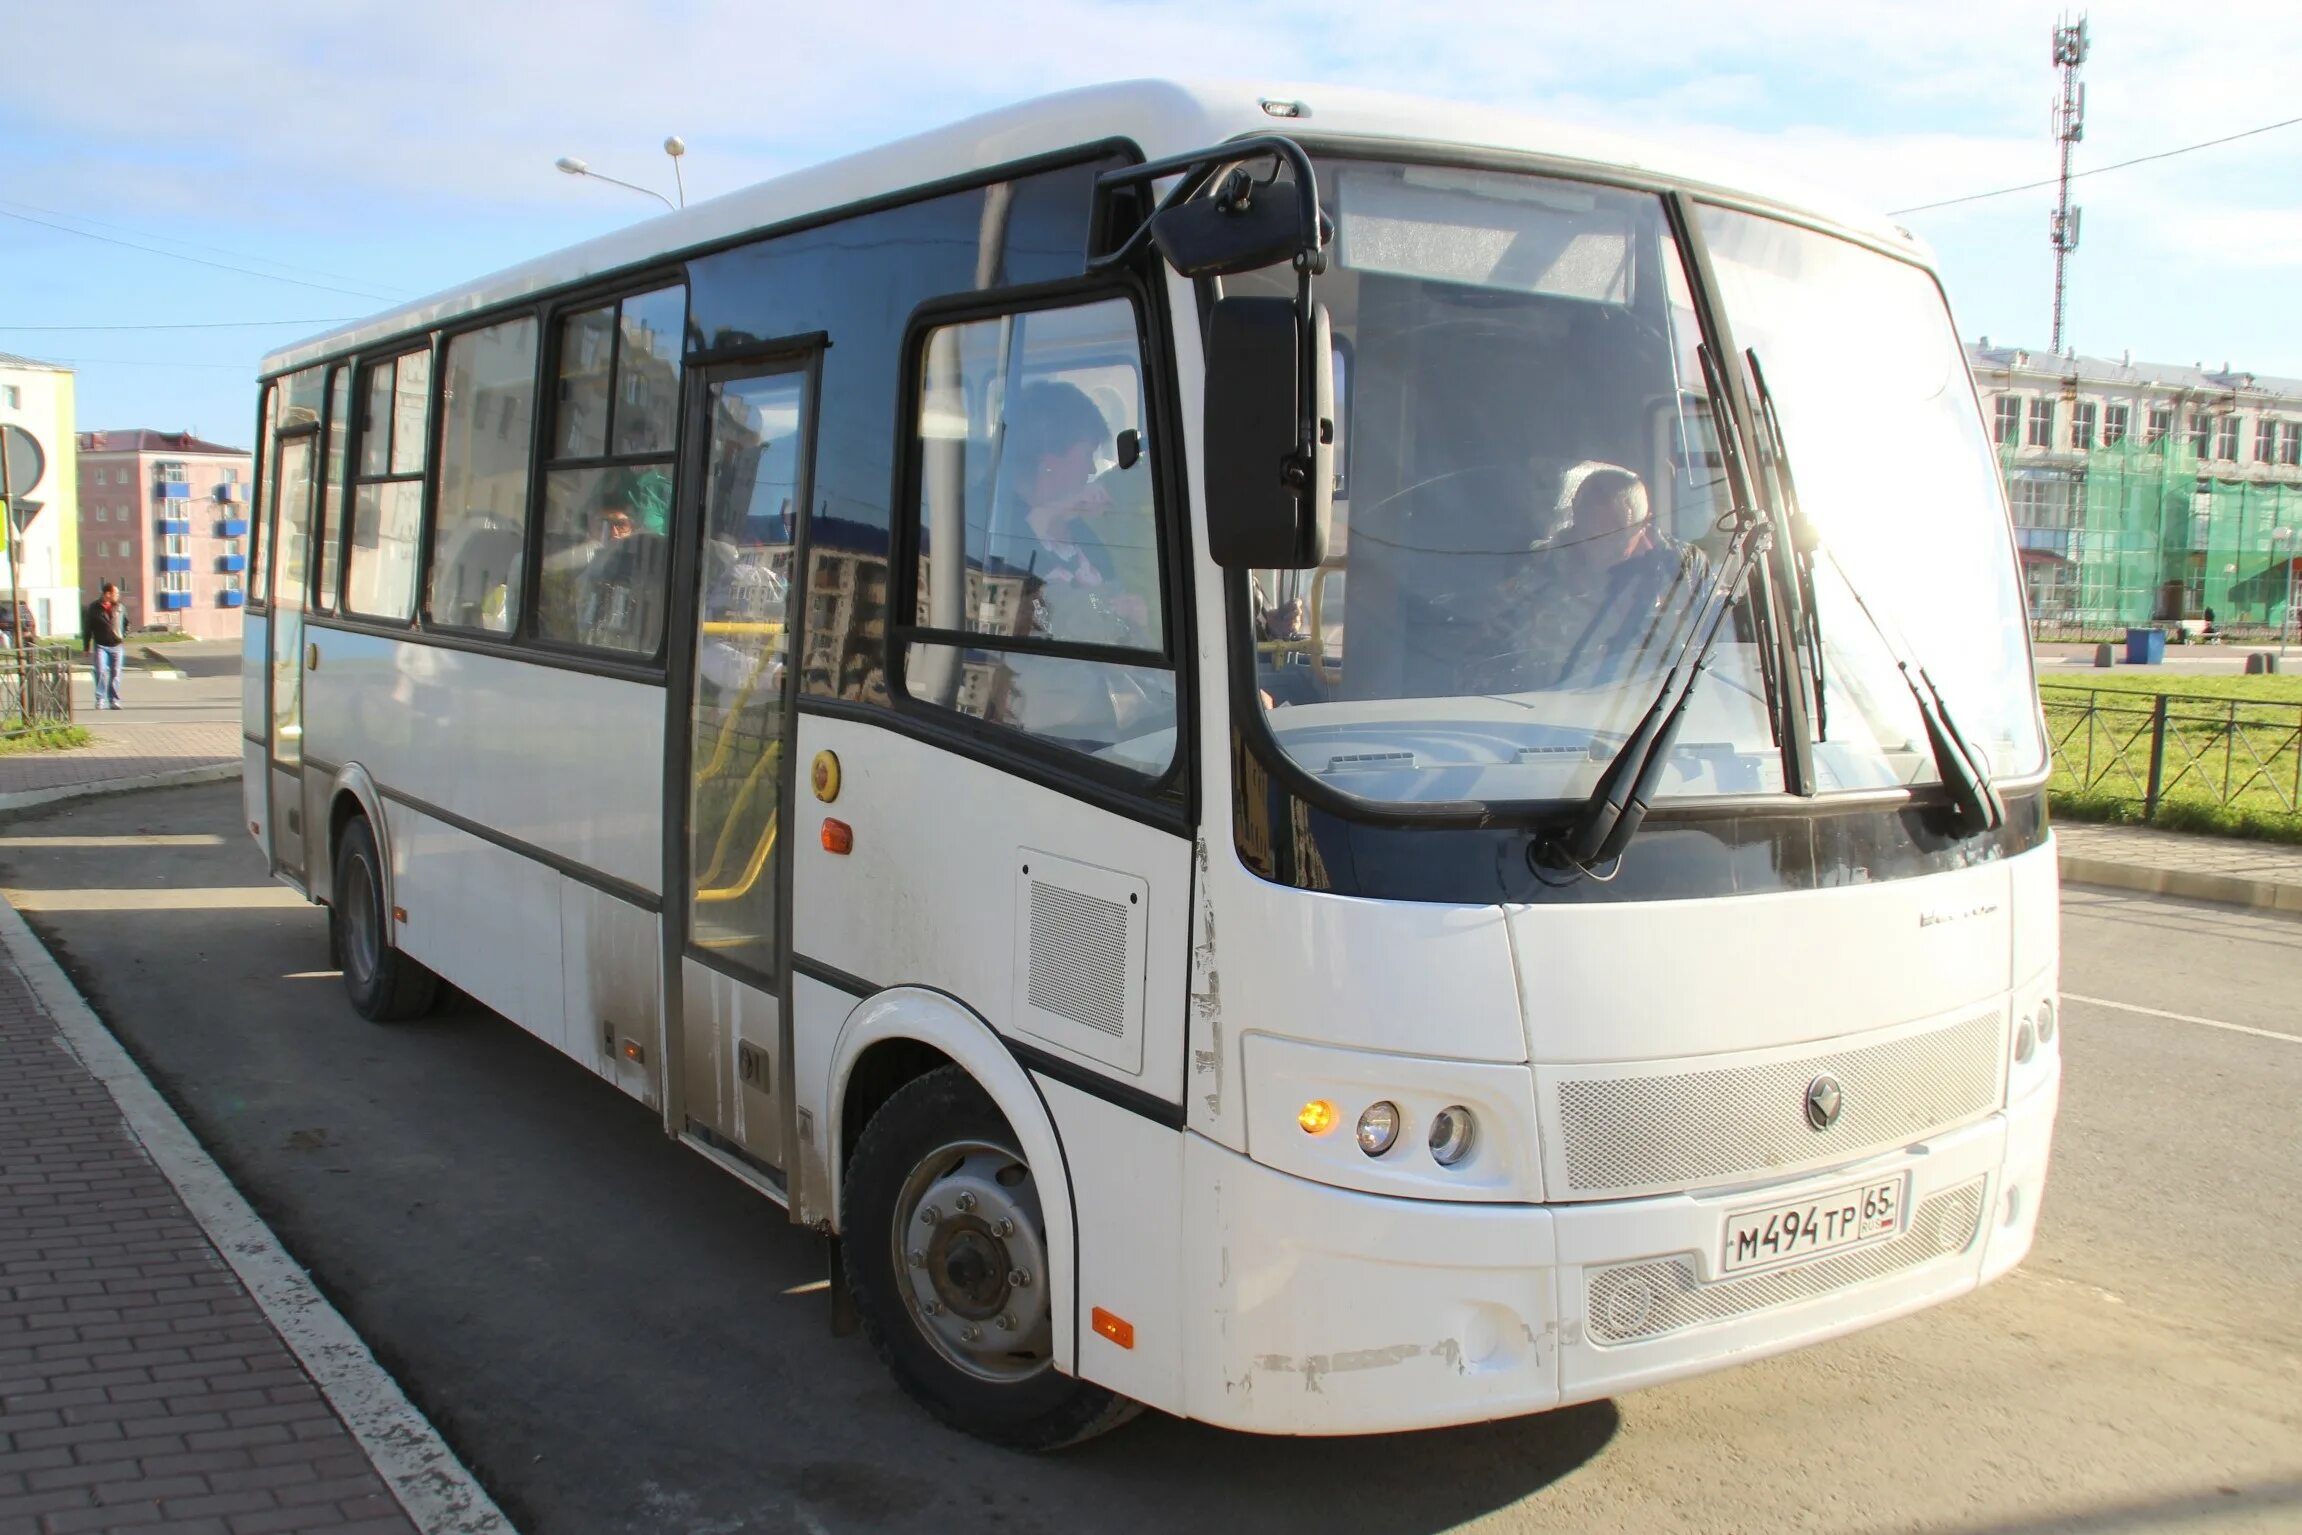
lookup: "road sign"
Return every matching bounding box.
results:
[0,425,45,498]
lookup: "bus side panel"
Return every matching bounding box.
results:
[1033,1076,1184,1415]
[241,741,268,858]
[386,800,566,1048]
[562,884,663,1110]
[240,611,268,743]
[787,972,857,1228]
[790,714,1192,1106]
[300,629,665,899]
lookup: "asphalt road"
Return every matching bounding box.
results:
[1,784,2296,1535]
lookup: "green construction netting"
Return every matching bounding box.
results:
[2011,438,2302,630]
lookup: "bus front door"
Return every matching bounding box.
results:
[667,359,816,1178]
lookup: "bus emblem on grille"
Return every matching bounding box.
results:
[1804,1074,1844,1131]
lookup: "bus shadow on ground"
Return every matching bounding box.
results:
[0,784,1619,1535]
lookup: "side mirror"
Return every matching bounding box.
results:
[1204,296,1332,570]
[1149,175,1305,278]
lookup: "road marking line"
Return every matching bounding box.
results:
[0,895,513,1535]
[2063,991,2302,1046]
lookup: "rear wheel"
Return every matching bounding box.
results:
[331,816,439,1022]
[842,1066,1139,1451]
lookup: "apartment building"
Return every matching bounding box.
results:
[75,430,252,639]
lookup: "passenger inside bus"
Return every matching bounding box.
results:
[988,380,1157,649]
[574,468,672,650]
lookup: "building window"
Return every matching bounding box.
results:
[2027,397,2056,448]
[2216,414,2240,462]
[1,386,18,409]
[2072,401,2098,450]
[161,571,189,594]
[2258,418,2280,463]
[2104,404,2129,446]
[2190,411,2213,456]
[1993,395,2021,444]
[2147,407,2172,445]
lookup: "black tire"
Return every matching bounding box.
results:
[330,816,440,1023]
[842,1066,1140,1451]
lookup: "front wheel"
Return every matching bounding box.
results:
[842,1066,1139,1451]
[330,816,440,1023]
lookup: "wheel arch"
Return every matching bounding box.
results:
[826,987,1079,1376]
[319,765,390,912]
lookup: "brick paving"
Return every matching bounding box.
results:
[2056,821,2302,891]
[0,722,241,800]
[0,956,417,1535]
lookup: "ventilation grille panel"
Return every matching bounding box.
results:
[1012,850,1146,1075]
[1547,1010,2005,1200]
[1027,884,1129,1037]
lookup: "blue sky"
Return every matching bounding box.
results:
[6,0,2299,449]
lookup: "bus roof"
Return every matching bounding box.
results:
[261,78,1921,376]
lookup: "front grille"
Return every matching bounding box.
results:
[1551,1011,2004,1198]
[1584,1178,1987,1345]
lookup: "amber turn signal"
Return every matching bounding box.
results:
[821,818,854,854]
[1091,1307,1135,1349]
[1297,1099,1339,1135]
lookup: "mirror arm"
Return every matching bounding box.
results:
[1089,135,1324,274]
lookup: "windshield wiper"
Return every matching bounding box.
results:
[1538,505,1771,870]
[1744,348,2004,834]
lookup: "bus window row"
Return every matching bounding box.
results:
[259,284,693,663]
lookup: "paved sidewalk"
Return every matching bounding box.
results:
[2056,821,2302,914]
[0,963,424,1533]
[0,723,240,804]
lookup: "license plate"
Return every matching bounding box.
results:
[1722,1175,1906,1274]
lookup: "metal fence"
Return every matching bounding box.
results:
[2042,685,2302,822]
[0,650,76,739]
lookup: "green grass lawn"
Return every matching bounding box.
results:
[2040,671,2302,841]
[0,725,92,757]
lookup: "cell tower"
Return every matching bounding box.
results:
[2049,14,2089,354]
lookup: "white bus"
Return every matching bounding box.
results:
[243,80,2060,1448]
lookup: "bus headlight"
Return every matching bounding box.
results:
[2035,999,2056,1045]
[1429,1106,1477,1166]
[2013,1016,2037,1065]
[1356,1101,1400,1157]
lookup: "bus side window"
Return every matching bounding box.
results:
[901,296,1176,780]
[346,348,430,623]
[427,316,540,635]
[535,286,685,656]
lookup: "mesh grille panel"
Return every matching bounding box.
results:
[1554,1012,2004,1195]
[1585,1179,1987,1345]
[1026,882,1129,1037]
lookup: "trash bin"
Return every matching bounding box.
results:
[2124,626,2166,665]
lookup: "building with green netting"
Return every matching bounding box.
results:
[1967,343,2302,640]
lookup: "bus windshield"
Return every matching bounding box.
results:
[1240,160,2042,809]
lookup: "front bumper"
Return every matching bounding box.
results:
[1177,1063,2059,1435]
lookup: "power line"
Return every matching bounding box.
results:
[0,207,401,302]
[0,318,357,332]
[0,195,401,295]
[1891,113,2302,215]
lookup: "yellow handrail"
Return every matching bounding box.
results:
[694,645,780,788]
[696,739,781,890]
[695,810,778,905]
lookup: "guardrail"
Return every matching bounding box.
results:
[2043,685,2301,823]
[0,650,76,739]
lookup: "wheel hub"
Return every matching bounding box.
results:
[893,1142,1053,1382]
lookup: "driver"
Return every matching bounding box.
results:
[1490,462,1709,689]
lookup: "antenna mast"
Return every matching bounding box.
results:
[2049,14,2089,353]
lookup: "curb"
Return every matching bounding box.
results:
[2059,853,2302,916]
[0,759,239,815]
[0,893,513,1535]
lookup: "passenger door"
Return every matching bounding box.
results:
[666,357,816,1176]
[266,431,316,885]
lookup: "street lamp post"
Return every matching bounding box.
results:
[554,138,687,211]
